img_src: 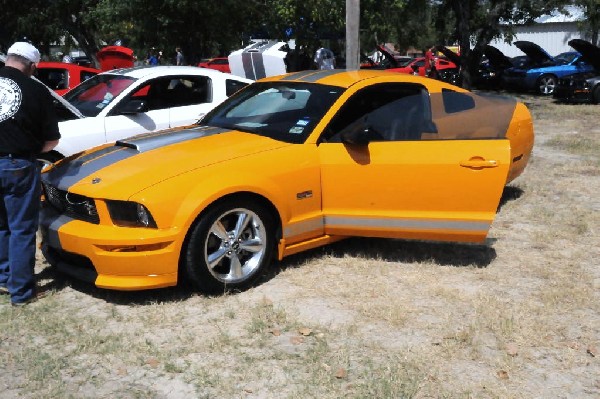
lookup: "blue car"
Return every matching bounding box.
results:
[502,41,595,95]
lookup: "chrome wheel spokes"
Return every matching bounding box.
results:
[204,208,266,284]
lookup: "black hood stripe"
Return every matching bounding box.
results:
[44,147,136,190]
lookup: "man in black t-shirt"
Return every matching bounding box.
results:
[0,42,60,306]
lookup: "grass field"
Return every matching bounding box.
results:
[1,94,598,398]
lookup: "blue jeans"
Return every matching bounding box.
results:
[0,156,41,304]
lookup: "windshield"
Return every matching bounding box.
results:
[63,74,137,117]
[202,82,344,143]
[555,52,578,65]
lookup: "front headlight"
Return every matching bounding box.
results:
[106,200,157,228]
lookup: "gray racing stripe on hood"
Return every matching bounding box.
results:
[44,125,229,190]
[120,125,228,152]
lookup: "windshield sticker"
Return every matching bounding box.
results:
[289,126,304,134]
[296,119,309,126]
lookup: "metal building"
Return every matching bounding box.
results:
[490,6,586,57]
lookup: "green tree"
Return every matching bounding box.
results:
[438,0,572,89]
[573,0,600,45]
[0,0,106,65]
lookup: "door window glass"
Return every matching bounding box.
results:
[323,83,433,142]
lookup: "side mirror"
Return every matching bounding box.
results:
[340,126,371,146]
[118,99,147,115]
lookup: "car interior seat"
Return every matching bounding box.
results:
[388,95,425,141]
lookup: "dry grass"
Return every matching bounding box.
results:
[1,94,599,398]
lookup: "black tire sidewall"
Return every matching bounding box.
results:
[183,200,275,294]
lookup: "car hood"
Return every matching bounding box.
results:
[375,44,400,67]
[434,46,461,65]
[568,39,600,71]
[43,125,290,198]
[484,45,514,70]
[514,41,554,65]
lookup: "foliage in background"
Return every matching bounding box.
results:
[0,0,594,79]
[437,0,573,88]
[574,0,600,45]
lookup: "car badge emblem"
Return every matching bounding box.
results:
[91,177,101,184]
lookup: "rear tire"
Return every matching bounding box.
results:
[183,200,275,294]
[537,74,557,95]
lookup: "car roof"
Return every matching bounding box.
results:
[260,69,450,90]
[99,65,252,82]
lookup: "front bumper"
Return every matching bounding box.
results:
[40,204,181,290]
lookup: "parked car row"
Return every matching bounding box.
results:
[502,41,594,95]
[357,39,600,102]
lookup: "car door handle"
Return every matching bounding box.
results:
[460,159,498,168]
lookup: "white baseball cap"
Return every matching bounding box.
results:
[7,42,41,64]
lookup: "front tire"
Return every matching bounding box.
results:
[183,200,275,294]
[537,74,557,95]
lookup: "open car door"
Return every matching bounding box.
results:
[318,83,512,243]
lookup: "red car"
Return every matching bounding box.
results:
[37,62,100,95]
[198,57,230,73]
[390,57,457,76]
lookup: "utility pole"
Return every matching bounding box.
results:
[346,0,360,69]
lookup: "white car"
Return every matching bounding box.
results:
[49,66,253,160]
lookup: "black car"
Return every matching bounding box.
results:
[554,39,600,104]
[434,45,513,90]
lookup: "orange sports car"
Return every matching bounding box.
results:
[40,70,534,293]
